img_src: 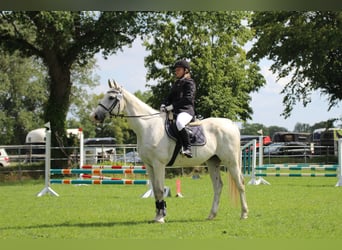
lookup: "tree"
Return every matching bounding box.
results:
[248,11,342,118]
[144,11,265,121]
[68,90,153,144]
[134,90,153,103]
[293,122,311,133]
[240,122,268,135]
[0,48,99,145]
[0,11,152,166]
[0,49,47,144]
[267,125,288,139]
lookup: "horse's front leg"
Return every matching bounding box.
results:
[146,163,167,223]
[206,158,223,220]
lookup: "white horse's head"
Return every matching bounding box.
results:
[91,79,124,123]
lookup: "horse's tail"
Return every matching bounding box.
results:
[227,145,241,207]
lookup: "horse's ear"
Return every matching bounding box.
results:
[112,79,118,88]
[108,79,119,89]
[108,79,115,89]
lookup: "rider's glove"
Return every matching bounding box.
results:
[165,105,173,111]
[160,104,166,112]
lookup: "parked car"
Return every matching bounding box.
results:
[241,135,272,153]
[116,151,142,164]
[84,137,116,164]
[263,142,311,157]
[0,148,10,167]
[272,132,310,143]
[240,135,272,147]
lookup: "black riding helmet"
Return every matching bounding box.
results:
[173,59,190,71]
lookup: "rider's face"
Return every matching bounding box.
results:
[175,67,185,79]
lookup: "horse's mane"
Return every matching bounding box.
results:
[121,87,159,115]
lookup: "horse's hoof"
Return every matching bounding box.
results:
[207,213,216,220]
[240,213,248,220]
[154,217,165,223]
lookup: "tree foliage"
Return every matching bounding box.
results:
[0,49,47,144]
[240,122,268,135]
[293,122,311,133]
[68,90,153,144]
[0,11,151,150]
[240,123,289,139]
[144,11,265,121]
[267,125,288,139]
[0,48,99,145]
[248,11,342,117]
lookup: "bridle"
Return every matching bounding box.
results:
[98,89,160,119]
[98,89,122,117]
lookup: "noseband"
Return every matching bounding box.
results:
[98,89,122,117]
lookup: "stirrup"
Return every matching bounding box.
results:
[182,149,193,158]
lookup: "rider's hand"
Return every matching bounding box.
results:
[160,104,166,112]
[165,105,173,111]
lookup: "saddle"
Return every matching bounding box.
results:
[165,113,206,166]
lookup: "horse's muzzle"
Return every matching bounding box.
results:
[90,111,105,123]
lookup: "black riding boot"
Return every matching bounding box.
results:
[179,128,192,158]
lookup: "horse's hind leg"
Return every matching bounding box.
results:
[227,163,248,219]
[206,156,223,220]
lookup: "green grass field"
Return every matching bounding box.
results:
[1,173,342,239]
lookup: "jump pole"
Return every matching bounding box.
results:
[37,122,59,197]
[247,138,342,187]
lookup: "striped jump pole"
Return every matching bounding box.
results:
[81,165,146,169]
[241,139,256,176]
[50,168,147,175]
[248,139,342,187]
[80,173,124,180]
[79,173,149,183]
[50,179,149,185]
[255,164,338,171]
[251,163,339,184]
[256,172,337,177]
[37,126,150,197]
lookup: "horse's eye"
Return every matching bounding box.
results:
[109,95,115,100]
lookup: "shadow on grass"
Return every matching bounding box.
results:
[0,218,208,231]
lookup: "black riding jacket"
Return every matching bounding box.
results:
[164,77,196,117]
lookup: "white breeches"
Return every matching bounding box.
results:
[176,112,193,131]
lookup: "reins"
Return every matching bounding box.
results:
[110,113,161,118]
[100,88,161,119]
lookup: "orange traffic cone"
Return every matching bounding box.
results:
[175,179,183,197]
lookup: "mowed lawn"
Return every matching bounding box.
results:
[1,174,342,239]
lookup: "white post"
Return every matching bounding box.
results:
[76,128,87,185]
[247,139,258,185]
[79,128,84,168]
[257,134,270,185]
[37,122,59,197]
[259,135,263,167]
[248,136,270,185]
[335,139,342,187]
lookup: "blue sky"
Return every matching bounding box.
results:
[92,39,341,131]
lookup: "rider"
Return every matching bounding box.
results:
[160,59,196,158]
